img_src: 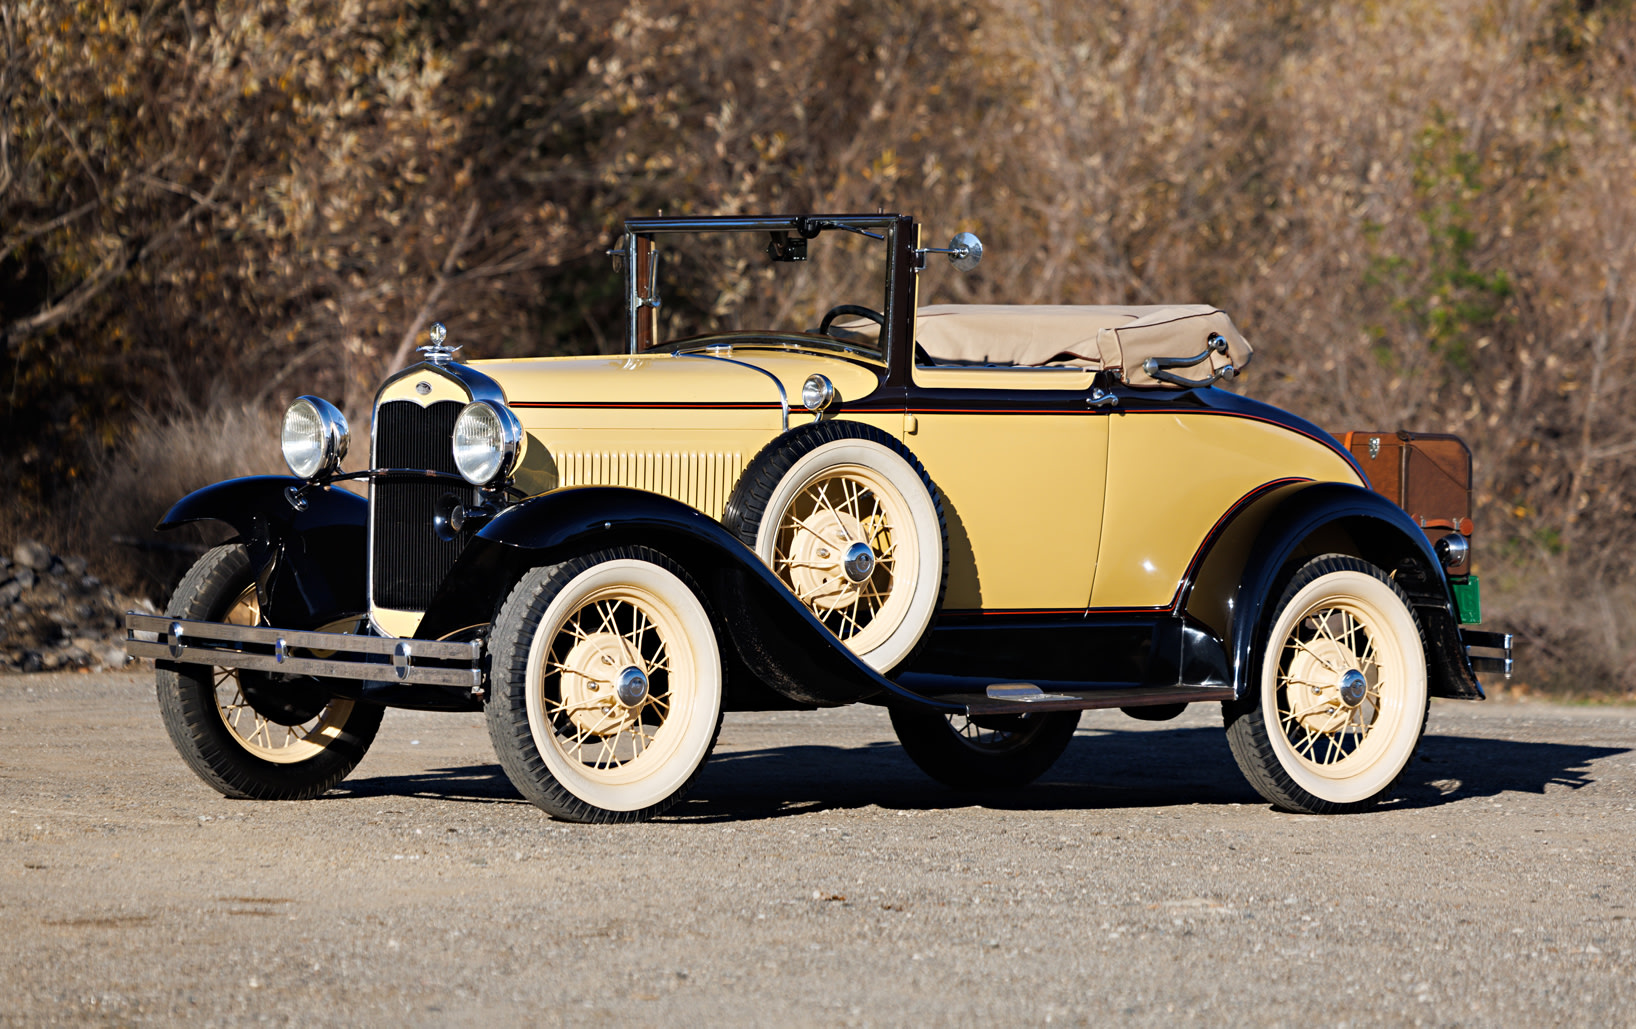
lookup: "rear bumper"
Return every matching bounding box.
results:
[1461,628,1513,679]
[124,612,483,689]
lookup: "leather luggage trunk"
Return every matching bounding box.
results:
[1338,430,1473,576]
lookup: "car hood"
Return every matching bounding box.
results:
[469,348,885,411]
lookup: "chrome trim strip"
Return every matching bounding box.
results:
[676,351,790,432]
[624,231,640,353]
[125,613,482,688]
[667,335,884,362]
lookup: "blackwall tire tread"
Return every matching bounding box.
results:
[155,544,382,801]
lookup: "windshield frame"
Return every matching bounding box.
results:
[618,214,917,386]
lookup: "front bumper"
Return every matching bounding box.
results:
[124,612,484,689]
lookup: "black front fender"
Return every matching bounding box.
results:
[1186,481,1481,701]
[417,486,956,711]
[157,475,367,629]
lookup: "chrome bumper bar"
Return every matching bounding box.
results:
[1461,628,1513,679]
[124,613,483,689]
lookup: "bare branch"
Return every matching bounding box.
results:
[385,198,481,374]
[46,104,104,202]
[1,199,98,252]
[2,127,247,346]
[0,4,17,200]
[138,173,223,210]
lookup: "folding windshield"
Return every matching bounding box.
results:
[619,216,896,357]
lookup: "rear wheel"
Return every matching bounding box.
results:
[1224,555,1429,814]
[889,706,1080,790]
[155,544,382,800]
[486,548,724,823]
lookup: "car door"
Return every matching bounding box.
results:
[902,364,1111,616]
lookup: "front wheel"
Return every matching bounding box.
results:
[486,548,724,823]
[889,706,1080,790]
[1224,555,1429,814]
[155,544,382,800]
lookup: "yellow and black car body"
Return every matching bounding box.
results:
[129,213,1511,821]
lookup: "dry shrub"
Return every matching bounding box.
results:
[1495,571,1636,699]
[74,401,284,602]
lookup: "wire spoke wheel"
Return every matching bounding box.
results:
[534,587,684,781]
[771,463,912,652]
[1224,555,1428,814]
[726,422,946,674]
[210,585,359,765]
[1273,604,1385,769]
[488,550,724,822]
[155,544,381,800]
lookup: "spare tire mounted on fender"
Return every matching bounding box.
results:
[724,421,947,673]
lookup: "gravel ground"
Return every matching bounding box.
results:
[2,670,1633,1026]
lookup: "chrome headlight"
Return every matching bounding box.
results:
[452,400,524,486]
[281,396,349,479]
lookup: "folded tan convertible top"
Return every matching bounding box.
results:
[911,304,1252,387]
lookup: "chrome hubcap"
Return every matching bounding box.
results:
[1338,668,1368,707]
[616,665,650,707]
[842,542,876,584]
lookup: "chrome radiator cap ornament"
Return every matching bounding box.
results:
[418,322,461,365]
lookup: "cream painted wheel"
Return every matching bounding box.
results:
[725,422,945,673]
[156,545,381,801]
[1225,555,1428,814]
[487,550,723,822]
[211,588,360,764]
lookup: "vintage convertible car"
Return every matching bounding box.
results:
[125,213,1512,822]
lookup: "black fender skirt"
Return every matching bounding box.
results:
[1198,481,1483,701]
[158,475,367,631]
[416,486,957,711]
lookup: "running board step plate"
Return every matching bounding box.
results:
[950,684,1236,717]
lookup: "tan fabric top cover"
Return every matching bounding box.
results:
[906,304,1253,387]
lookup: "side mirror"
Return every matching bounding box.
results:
[917,232,984,272]
[946,232,983,271]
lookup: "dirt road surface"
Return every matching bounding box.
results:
[2,670,1633,1026]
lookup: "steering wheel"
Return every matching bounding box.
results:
[819,304,886,338]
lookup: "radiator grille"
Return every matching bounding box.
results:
[370,399,478,612]
[554,451,742,519]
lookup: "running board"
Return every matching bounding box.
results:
[939,683,1236,717]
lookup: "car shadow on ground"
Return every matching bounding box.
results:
[673,728,1627,822]
[331,764,523,804]
[329,725,1629,821]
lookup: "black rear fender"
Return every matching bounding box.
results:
[157,475,367,630]
[417,486,952,711]
[1183,481,1481,701]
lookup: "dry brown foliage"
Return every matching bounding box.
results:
[3,0,1634,693]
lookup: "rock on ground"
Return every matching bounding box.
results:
[0,540,153,674]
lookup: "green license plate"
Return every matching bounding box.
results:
[1451,576,1482,624]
